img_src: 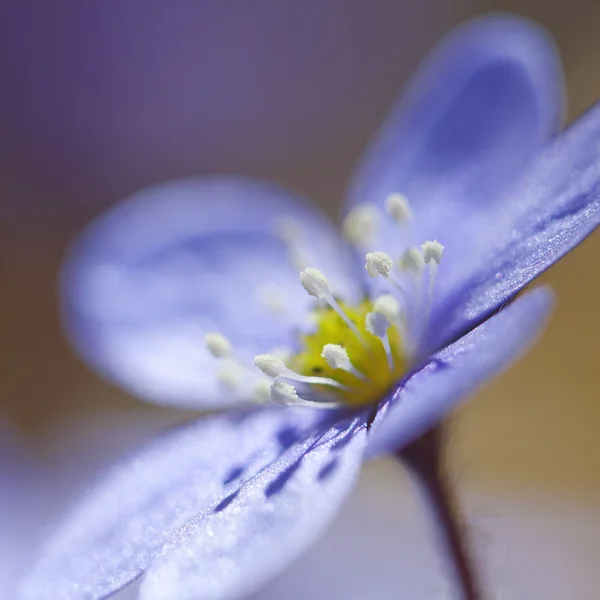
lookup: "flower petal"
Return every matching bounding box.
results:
[429,103,600,350]
[139,416,366,600]
[348,15,563,229]
[61,177,358,409]
[366,286,554,458]
[17,407,326,600]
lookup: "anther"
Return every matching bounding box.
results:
[299,267,366,343]
[271,380,299,405]
[365,252,393,278]
[252,379,272,404]
[321,343,368,380]
[255,284,287,315]
[399,247,425,274]
[205,333,232,358]
[216,361,242,389]
[343,204,379,248]
[299,267,329,298]
[421,240,444,265]
[386,193,412,223]
[254,353,347,389]
[373,294,401,323]
[365,312,395,370]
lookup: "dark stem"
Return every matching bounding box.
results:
[396,426,484,600]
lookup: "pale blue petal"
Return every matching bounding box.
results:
[367,286,554,458]
[428,103,600,351]
[139,416,367,600]
[17,407,325,600]
[61,177,358,409]
[348,15,563,238]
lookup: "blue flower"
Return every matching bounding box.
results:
[20,15,599,600]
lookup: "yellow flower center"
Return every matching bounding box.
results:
[289,299,407,407]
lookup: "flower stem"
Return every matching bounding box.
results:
[395,426,484,600]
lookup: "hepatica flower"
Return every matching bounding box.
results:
[20,16,599,600]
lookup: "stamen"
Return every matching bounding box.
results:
[399,247,425,275]
[386,193,412,223]
[373,294,401,323]
[216,360,242,390]
[365,252,393,278]
[270,380,299,405]
[365,312,394,369]
[342,204,379,248]
[275,216,302,244]
[204,333,232,358]
[254,354,347,389]
[421,240,444,330]
[299,268,366,343]
[321,343,368,380]
[270,380,338,409]
[252,379,272,404]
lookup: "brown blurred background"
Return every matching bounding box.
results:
[1,1,599,598]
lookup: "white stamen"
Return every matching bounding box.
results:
[216,361,242,389]
[373,294,401,323]
[386,193,412,223]
[289,246,310,271]
[321,343,352,371]
[254,354,288,378]
[299,267,329,298]
[343,204,379,247]
[365,251,393,278]
[252,379,272,404]
[299,267,366,343]
[365,312,395,370]
[399,247,426,274]
[321,343,368,381]
[205,333,232,358]
[421,240,444,265]
[271,380,299,405]
[365,312,390,338]
[254,353,347,389]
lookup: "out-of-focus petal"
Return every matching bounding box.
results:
[346,16,563,317]
[367,286,554,458]
[428,103,600,351]
[139,416,366,600]
[17,407,327,600]
[61,177,358,409]
[347,15,563,233]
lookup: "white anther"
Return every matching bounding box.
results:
[373,294,401,322]
[275,216,301,243]
[365,251,393,278]
[271,380,299,405]
[343,204,379,247]
[216,361,242,389]
[421,240,444,265]
[365,311,391,338]
[386,193,412,223]
[252,379,272,404]
[254,354,288,378]
[400,247,426,274]
[204,333,232,358]
[299,267,329,298]
[321,344,352,371]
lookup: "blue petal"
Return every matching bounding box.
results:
[366,286,554,458]
[61,177,358,409]
[139,416,366,600]
[17,407,327,600]
[348,15,563,223]
[429,102,600,350]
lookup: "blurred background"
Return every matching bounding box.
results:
[1,1,599,598]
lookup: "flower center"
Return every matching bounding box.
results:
[205,193,443,410]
